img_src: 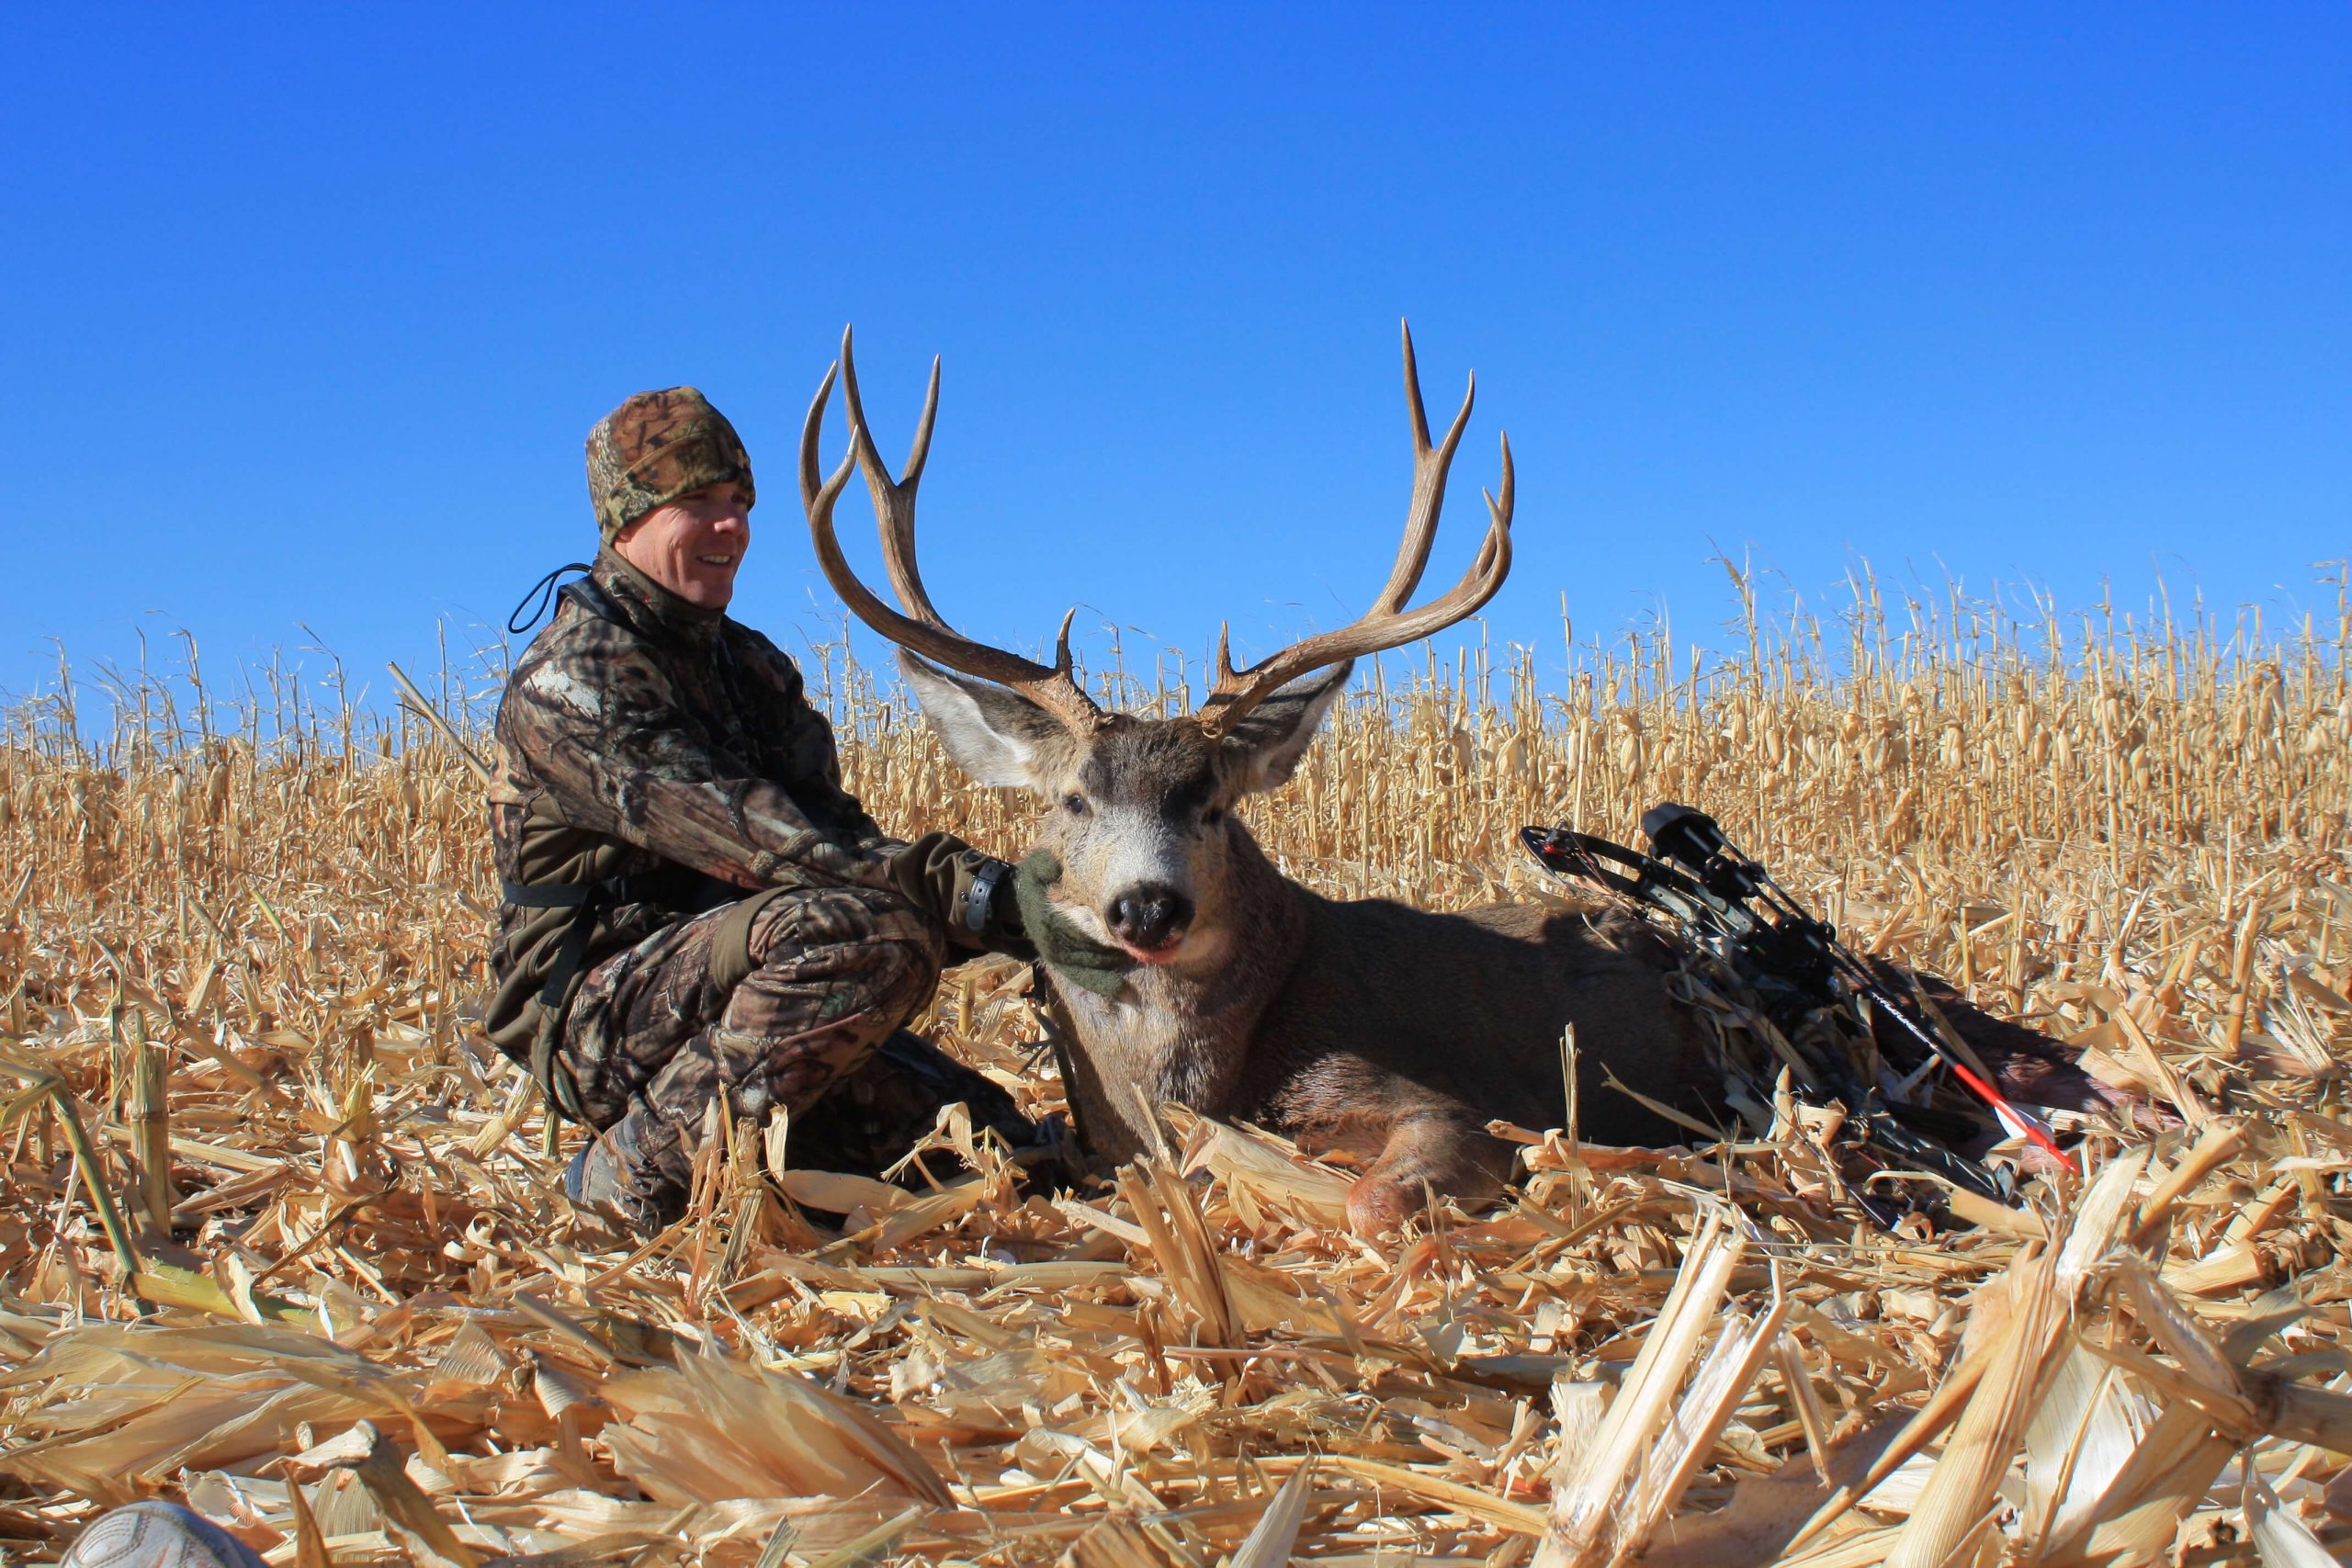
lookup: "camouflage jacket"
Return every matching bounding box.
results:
[484,549,901,1066]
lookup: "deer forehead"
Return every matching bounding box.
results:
[1070,718,1224,807]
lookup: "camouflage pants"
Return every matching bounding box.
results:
[560,883,947,1220]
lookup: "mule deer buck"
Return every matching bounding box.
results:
[798,325,1724,1233]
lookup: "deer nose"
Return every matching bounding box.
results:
[1108,884,1193,951]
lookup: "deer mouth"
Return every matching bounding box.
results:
[1118,937,1188,965]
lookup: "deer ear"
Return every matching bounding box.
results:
[898,651,1069,790]
[1219,660,1352,795]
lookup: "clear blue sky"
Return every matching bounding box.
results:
[6,6,2346,716]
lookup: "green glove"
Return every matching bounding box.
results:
[1013,852,1135,997]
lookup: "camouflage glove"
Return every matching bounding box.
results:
[888,831,1035,958]
[1012,851,1135,998]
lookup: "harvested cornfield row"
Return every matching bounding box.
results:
[2,576,2349,1565]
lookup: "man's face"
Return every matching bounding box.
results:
[613,481,752,608]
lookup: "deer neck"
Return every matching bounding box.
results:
[1050,829,1306,1162]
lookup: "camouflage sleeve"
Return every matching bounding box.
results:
[504,633,897,893]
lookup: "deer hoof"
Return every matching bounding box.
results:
[1345,1174,1421,1237]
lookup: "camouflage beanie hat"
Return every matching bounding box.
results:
[584,387,756,542]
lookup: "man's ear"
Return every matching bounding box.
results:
[899,651,1070,790]
[1219,660,1351,795]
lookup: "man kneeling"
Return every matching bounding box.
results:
[485,387,1029,1233]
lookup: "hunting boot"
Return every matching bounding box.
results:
[563,1100,691,1236]
[61,1503,267,1568]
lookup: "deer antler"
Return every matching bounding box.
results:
[799,325,1105,735]
[1196,320,1514,739]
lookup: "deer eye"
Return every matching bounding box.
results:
[1201,806,1225,827]
[1063,794,1090,816]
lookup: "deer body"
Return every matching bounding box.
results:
[798,322,1719,1233]
[1047,817,1716,1231]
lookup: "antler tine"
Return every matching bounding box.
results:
[1376,318,1476,615]
[1485,429,1514,534]
[798,360,849,514]
[1197,332,1512,739]
[800,329,1104,736]
[837,325,950,630]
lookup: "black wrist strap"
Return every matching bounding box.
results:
[960,860,1006,933]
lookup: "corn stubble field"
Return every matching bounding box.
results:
[2,574,2350,1568]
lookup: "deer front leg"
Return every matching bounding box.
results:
[1346,1112,1517,1236]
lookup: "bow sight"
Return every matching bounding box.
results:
[1521,803,2078,1219]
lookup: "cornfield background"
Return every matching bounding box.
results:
[2,565,2350,1567]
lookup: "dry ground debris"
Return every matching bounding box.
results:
[4,592,2349,1564]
